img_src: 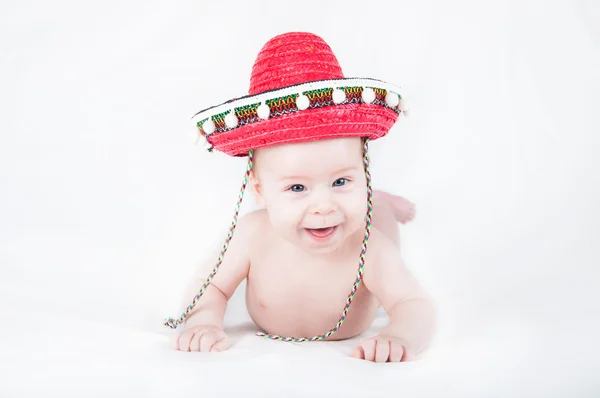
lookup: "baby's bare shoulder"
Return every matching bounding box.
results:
[363,227,406,282]
[239,208,268,229]
[363,227,429,301]
[365,227,400,264]
[235,209,270,243]
[236,209,274,263]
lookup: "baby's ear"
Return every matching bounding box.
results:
[249,172,265,206]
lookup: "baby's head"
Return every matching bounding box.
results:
[251,137,368,254]
[188,32,404,257]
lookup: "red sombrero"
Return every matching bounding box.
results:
[192,32,407,156]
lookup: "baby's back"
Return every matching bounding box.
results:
[244,210,379,340]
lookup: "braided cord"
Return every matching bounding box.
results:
[163,150,254,329]
[255,138,374,342]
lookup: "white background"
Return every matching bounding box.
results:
[1,0,599,397]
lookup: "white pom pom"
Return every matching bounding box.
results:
[257,103,270,120]
[195,133,211,149]
[362,87,376,104]
[296,94,310,110]
[225,111,238,128]
[398,98,406,111]
[385,92,400,107]
[202,118,215,135]
[332,88,346,104]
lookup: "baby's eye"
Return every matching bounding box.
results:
[290,184,305,192]
[332,178,347,187]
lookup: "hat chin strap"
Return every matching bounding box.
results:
[164,139,374,343]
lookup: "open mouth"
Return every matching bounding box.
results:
[305,226,338,240]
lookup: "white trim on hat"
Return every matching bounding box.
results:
[191,77,404,126]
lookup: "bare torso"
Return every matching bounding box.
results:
[244,210,380,340]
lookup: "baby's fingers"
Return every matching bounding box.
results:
[352,338,377,362]
[351,337,411,363]
[388,339,405,362]
[200,330,228,352]
[175,330,195,351]
[351,346,363,359]
[189,330,204,351]
[375,339,390,363]
[211,337,231,352]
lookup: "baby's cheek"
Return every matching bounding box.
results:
[350,193,368,215]
[347,197,369,226]
[269,205,301,229]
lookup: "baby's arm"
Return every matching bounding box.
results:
[174,212,257,352]
[354,234,437,362]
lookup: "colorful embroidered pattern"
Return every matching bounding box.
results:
[340,86,363,103]
[197,117,209,136]
[266,93,298,116]
[236,103,261,127]
[197,85,402,137]
[373,87,388,107]
[305,87,334,107]
[212,110,229,131]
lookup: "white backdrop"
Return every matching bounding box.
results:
[1,0,599,397]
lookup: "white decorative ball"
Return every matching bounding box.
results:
[332,88,346,104]
[225,111,238,128]
[195,133,210,149]
[361,87,376,103]
[257,103,270,120]
[398,98,406,111]
[385,91,400,107]
[296,94,310,110]
[202,118,216,135]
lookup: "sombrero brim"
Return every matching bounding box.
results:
[192,77,407,157]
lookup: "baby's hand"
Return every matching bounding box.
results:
[173,325,230,352]
[351,334,415,363]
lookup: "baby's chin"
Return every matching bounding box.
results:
[301,241,343,255]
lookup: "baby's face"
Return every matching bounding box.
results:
[252,137,368,254]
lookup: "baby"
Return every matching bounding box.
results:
[166,32,437,363]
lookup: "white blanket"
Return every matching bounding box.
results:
[2,289,598,398]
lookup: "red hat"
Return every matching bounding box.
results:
[193,32,407,156]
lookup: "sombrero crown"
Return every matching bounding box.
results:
[193,32,407,156]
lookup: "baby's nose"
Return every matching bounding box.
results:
[309,191,337,215]
[311,204,335,216]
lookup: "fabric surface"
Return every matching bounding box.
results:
[2,283,599,398]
